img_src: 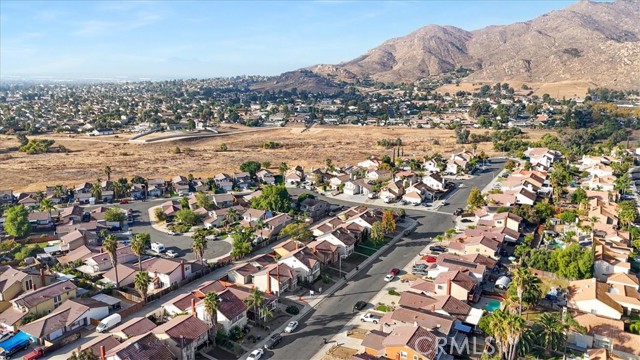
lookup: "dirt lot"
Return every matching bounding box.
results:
[0,125,553,192]
[438,80,594,99]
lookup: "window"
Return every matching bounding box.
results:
[25,279,33,291]
[54,295,62,304]
[400,351,408,359]
[413,356,420,360]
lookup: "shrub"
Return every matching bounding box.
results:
[285,305,300,315]
[388,288,400,296]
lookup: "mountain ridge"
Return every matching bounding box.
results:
[305,0,640,89]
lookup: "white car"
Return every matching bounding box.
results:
[284,321,298,333]
[166,250,178,258]
[247,349,264,360]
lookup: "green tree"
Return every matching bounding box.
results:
[614,173,631,195]
[3,205,31,238]
[103,235,119,288]
[104,207,126,224]
[250,185,291,212]
[104,165,112,182]
[69,349,98,360]
[244,287,266,324]
[504,160,516,172]
[281,223,313,243]
[220,143,228,151]
[571,188,587,204]
[231,229,253,259]
[195,192,212,209]
[154,207,167,222]
[179,196,190,209]
[467,187,486,209]
[530,312,583,356]
[239,160,261,178]
[39,198,55,216]
[91,181,102,201]
[131,233,150,271]
[134,270,150,303]
[278,162,289,176]
[204,291,221,344]
[175,208,198,226]
[224,207,241,225]
[370,221,386,245]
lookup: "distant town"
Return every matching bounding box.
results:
[1,78,640,360]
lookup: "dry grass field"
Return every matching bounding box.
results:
[437,80,594,99]
[0,125,554,192]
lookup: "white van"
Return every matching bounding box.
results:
[96,313,121,332]
[151,242,165,253]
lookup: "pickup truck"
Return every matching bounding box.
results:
[360,313,381,324]
[23,347,45,360]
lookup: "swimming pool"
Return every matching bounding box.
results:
[0,331,33,352]
[484,300,501,312]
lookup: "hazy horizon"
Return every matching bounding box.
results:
[1,0,577,81]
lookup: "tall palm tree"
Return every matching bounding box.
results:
[131,233,150,271]
[40,198,55,216]
[505,314,526,360]
[510,268,541,316]
[103,235,119,288]
[104,166,112,182]
[192,236,207,266]
[134,271,151,303]
[34,191,45,204]
[53,185,65,200]
[244,287,265,324]
[112,181,126,200]
[204,291,220,344]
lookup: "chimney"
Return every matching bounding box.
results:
[431,304,435,312]
[181,260,186,281]
[40,268,46,287]
[266,272,272,294]
[276,264,281,291]
[190,298,196,317]
[100,345,106,360]
[447,278,452,296]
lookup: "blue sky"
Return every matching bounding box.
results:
[0,0,577,80]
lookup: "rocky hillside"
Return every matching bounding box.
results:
[251,70,344,94]
[309,0,640,89]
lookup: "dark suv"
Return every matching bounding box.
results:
[264,333,282,350]
[430,245,447,253]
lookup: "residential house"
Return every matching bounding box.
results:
[329,174,351,190]
[398,292,483,326]
[594,243,631,280]
[147,178,167,197]
[153,315,211,360]
[300,198,330,220]
[253,263,298,295]
[234,172,253,190]
[0,190,14,204]
[2,280,78,329]
[427,254,489,282]
[422,173,446,191]
[227,263,260,285]
[448,236,501,259]
[380,180,404,202]
[343,179,374,196]
[142,258,193,290]
[278,248,321,283]
[423,159,442,173]
[257,169,276,185]
[78,246,136,276]
[568,313,640,360]
[212,193,235,208]
[362,325,442,360]
[523,147,561,169]
[0,267,51,304]
[203,205,245,229]
[317,228,358,257]
[411,269,479,302]
[366,169,392,183]
[567,278,625,319]
[20,298,110,343]
[306,240,340,267]
[105,332,176,360]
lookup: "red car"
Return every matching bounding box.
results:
[119,200,129,204]
[23,347,45,360]
[423,255,437,263]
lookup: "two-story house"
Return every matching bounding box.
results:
[153,315,211,360]
[278,248,321,283]
[300,198,330,221]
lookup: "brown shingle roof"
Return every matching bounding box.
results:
[112,316,157,339]
[153,315,210,346]
[13,280,77,309]
[107,332,177,360]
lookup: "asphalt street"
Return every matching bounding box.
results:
[264,159,505,360]
[92,197,232,261]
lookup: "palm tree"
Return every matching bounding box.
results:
[204,291,220,344]
[112,181,126,200]
[134,271,151,303]
[104,166,112,182]
[91,181,102,202]
[131,233,150,271]
[245,287,265,324]
[40,198,55,216]
[192,236,207,266]
[510,268,541,316]
[103,235,119,288]
[53,185,65,200]
[225,207,240,225]
[505,314,526,360]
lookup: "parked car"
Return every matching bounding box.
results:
[264,334,282,350]
[284,321,299,333]
[384,268,400,282]
[430,245,447,253]
[353,301,367,312]
[453,208,463,216]
[461,218,473,223]
[166,250,179,258]
[424,255,437,263]
[441,201,449,206]
[247,349,264,360]
[119,200,129,204]
[360,313,381,324]
[22,347,45,360]
[96,313,122,333]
